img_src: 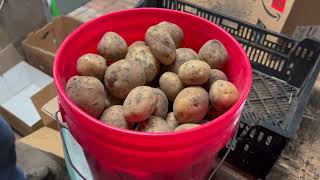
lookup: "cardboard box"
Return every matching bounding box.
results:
[19,127,64,159]
[22,16,82,76]
[41,96,60,130]
[188,0,320,35]
[31,83,58,130]
[0,45,53,135]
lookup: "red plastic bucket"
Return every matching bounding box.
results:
[54,8,252,180]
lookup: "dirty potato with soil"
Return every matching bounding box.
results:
[157,21,184,48]
[166,112,179,129]
[123,86,157,122]
[173,87,209,124]
[126,45,160,82]
[76,53,107,80]
[205,69,228,90]
[128,41,146,51]
[145,25,176,65]
[168,48,199,74]
[66,21,242,134]
[100,105,128,129]
[153,88,169,118]
[98,32,128,62]
[178,60,210,86]
[159,72,184,101]
[66,76,106,118]
[140,116,173,133]
[209,80,239,112]
[199,40,228,69]
[104,60,146,99]
[175,123,200,132]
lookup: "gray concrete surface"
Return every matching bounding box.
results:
[0,27,9,49]
[268,107,320,180]
[16,142,69,180]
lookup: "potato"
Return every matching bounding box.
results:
[157,21,184,48]
[140,116,173,133]
[209,80,240,112]
[123,86,157,122]
[126,45,160,82]
[97,32,128,62]
[128,41,146,51]
[205,69,228,90]
[173,87,209,123]
[166,112,179,129]
[145,25,176,65]
[66,76,105,118]
[104,90,123,109]
[104,60,146,99]
[198,40,228,69]
[159,72,184,101]
[168,48,199,74]
[153,88,169,118]
[100,105,128,129]
[175,124,200,132]
[178,60,210,86]
[76,53,107,80]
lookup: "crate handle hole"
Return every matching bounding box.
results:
[257,132,264,142]
[250,129,256,138]
[244,144,249,151]
[265,136,273,146]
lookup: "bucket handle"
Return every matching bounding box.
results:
[55,111,239,180]
[55,111,87,180]
[55,111,68,129]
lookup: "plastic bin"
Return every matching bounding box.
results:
[53,8,252,180]
[140,0,320,178]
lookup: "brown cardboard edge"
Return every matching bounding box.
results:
[0,106,43,136]
[19,126,64,158]
[31,82,57,127]
[23,16,82,47]
[41,96,59,130]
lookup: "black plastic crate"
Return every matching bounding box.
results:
[140,0,320,178]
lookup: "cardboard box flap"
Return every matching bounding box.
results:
[19,127,64,158]
[31,83,58,129]
[2,85,42,127]
[55,16,83,46]
[41,96,59,120]
[22,16,82,76]
[23,16,82,54]
[23,22,58,54]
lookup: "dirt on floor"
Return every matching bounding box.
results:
[268,107,320,180]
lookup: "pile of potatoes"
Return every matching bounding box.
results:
[66,21,239,133]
